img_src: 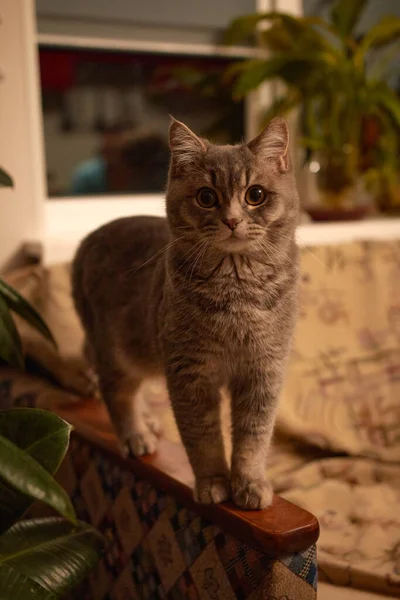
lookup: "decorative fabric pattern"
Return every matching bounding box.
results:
[280,240,400,462]
[59,438,317,600]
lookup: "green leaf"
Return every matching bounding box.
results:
[232,53,336,98]
[233,58,282,98]
[374,87,400,128]
[0,518,104,599]
[356,16,400,64]
[0,434,76,528]
[260,16,340,54]
[0,279,57,347]
[224,13,268,44]
[0,168,13,188]
[0,409,73,533]
[0,409,72,473]
[224,12,311,45]
[225,11,341,50]
[0,295,23,370]
[331,0,367,38]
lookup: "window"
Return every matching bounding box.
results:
[39,47,245,198]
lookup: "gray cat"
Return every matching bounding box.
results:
[72,117,299,510]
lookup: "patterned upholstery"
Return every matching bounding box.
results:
[59,437,317,600]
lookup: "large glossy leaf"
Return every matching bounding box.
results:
[0,518,104,599]
[0,279,56,347]
[330,0,367,38]
[0,409,73,533]
[0,435,76,529]
[356,16,400,64]
[0,168,13,188]
[0,295,23,369]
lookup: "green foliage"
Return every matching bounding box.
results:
[0,84,103,594]
[0,279,56,347]
[0,409,72,533]
[0,409,104,598]
[0,295,24,370]
[225,0,400,205]
[330,0,367,38]
[0,518,104,600]
[0,278,57,369]
[0,167,13,188]
[0,430,75,532]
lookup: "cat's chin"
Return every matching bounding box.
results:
[217,235,250,253]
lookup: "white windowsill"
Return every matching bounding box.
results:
[43,195,400,265]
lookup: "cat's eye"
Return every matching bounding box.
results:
[245,185,266,206]
[197,188,218,209]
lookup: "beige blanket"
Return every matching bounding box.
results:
[2,239,400,596]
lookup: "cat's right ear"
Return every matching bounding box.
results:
[169,117,206,173]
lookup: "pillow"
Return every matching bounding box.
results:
[5,264,93,396]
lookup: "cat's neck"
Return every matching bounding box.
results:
[166,233,297,293]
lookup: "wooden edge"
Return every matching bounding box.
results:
[56,399,319,556]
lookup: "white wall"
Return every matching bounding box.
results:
[0,0,45,270]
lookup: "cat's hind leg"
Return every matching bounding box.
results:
[97,366,160,457]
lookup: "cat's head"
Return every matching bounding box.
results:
[166,117,299,253]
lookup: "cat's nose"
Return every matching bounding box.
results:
[222,218,242,231]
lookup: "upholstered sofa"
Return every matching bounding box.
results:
[2,236,400,598]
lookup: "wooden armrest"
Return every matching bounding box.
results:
[56,399,319,556]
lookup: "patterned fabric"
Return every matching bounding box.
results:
[59,438,317,600]
[278,240,400,462]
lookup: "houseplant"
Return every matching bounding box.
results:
[0,168,104,598]
[0,407,104,599]
[0,166,56,369]
[225,0,400,219]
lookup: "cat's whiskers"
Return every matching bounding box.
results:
[278,231,332,273]
[174,238,208,276]
[257,237,289,267]
[187,240,211,285]
[125,235,186,276]
[199,240,213,272]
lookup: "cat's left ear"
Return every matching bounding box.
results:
[247,117,290,173]
[169,117,206,173]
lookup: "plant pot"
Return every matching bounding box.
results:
[301,159,372,222]
[306,204,371,222]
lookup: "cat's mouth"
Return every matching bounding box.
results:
[218,230,249,251]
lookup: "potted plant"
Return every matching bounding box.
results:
[225,0,400,220]
[0,167,104,598]
[0,407,104,599]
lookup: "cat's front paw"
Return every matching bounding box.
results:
[194,476,231,505]
[121,428,158,458]
[231,476,273,510]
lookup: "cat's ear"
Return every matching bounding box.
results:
[169,117,206,172]
[247,117,290,172]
